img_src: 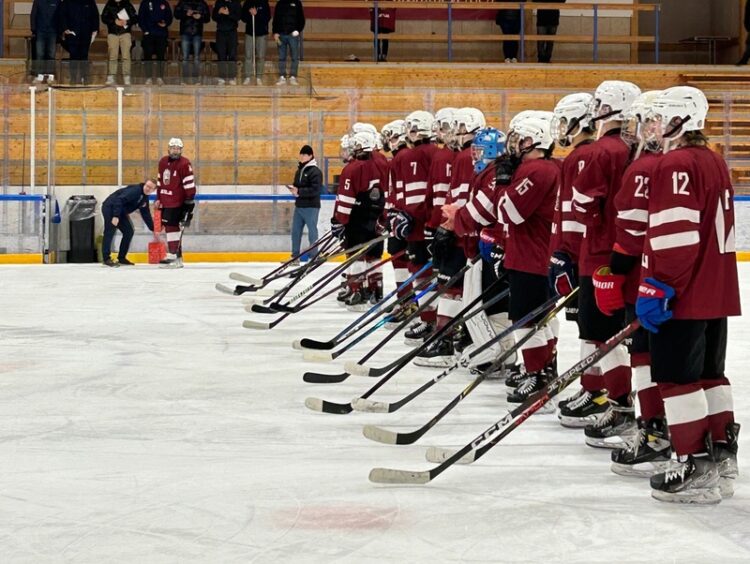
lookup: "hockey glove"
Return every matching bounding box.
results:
[424,225,436,241]
[548,251,576,297]
[592,266,625,316]
[181,199,195,228]
[389,209,413,241]
[636,278,675,333]
[494,154,517,186]
[478,228,504,278]
[330,217,346,240]
[429,226,455,266]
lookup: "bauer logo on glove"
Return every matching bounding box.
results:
[635,278,675,333]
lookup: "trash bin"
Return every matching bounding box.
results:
[67,195,97,263]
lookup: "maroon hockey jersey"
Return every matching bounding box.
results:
[642,146,741,319]
[452,163,498,258]
[426,146,455,230]
[394,142,438,241]
[157,155,196,208]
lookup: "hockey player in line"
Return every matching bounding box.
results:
[156,137,196,269]
[634,86,740,504]
[101,179,157,267]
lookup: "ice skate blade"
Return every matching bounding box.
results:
[651,487,722,505]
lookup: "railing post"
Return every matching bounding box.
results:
[593,4,599,63]
[519,2,525,62]
[374,0,379,62]
[654,5,661,64]
[447,0,453,62]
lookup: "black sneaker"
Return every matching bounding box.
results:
[506,370,549,403]
[118,258,135,266]
[404,320,434,346]
[414,336,455,368]
[651,436,721,505]
[558,389,610,429]
[584,402,637,449]
[611,417,672,478]
[103,258,120,268]
[715,422,740,498]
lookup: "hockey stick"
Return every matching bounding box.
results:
[369,320,640,484]
[361,290,578,444]
[302,281,438,363]
[242,234,388,330]
[303,257,480,411]
[293,260,432,351]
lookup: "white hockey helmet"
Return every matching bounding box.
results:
[452,107,486,135]
[381,119,405,151]
[433,107,457,138]
[404,110,435,141]
[350,130,377,154]
[507,111,553,155]
[551,93,594,146]
[510,116,554,156]
[650,86,709,144]
[590,81,641,127]
[340,133,352,162]
[352,122,381,150]
[168,137,184,148]
[621,90,663,151]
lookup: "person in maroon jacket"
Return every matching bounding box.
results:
[569,80,641,448]
[636,86,740,504]
[156,137,196,268]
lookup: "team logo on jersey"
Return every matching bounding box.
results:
[163,169,171,184]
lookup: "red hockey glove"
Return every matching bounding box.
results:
[592,265,625,316]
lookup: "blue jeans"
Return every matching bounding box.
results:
[181,35,202,82]
[291,207,319,257]
[34,32,57,75]
[277,34,300,78]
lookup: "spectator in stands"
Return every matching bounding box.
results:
[272,0,305,86]
[59,0,100,85]
[30,0,60,83]
[175,0,210,84]
[139,0,173,85]
[534,0,565,63]
[495,0,526,63]
[370,6,395,62]
[102,0,138,85]
[289,144,322,263]
[213,0,241,85]
[737,0,750,65]
[241,0,271,85]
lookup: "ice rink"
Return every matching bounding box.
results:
[1,261,749,562]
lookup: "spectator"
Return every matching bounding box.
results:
[175,0,210,84]
[212,0,241,85]
[101,179,157,267]
[59,0,100,85]
[241,0,271,85]
[30,0,60,83]
[534,0,565,63]
[272,0,304,86]
[370,7,395,62]
[495,0,526,63]
[737,0,750,65]
[101,0,138,85]
[289,144,322,262]
[139,0,173,85]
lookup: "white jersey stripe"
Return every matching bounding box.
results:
[650,230,700,251]
[649,206,700,228]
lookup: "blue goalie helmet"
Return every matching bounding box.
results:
[471,127,506,173]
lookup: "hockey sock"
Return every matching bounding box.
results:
[701,376,734,443]
[599,343,631,405]
[513,326,550,373]
[165,226,181,255]
[659,381,709,456]
[633,354,665,421]
[393,255,412,298]
[580,341,604,392]
[435,289,463,331]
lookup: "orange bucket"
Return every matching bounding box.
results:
[149,208,167,264]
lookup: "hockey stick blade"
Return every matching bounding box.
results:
[269,303,296,313]
[351,398,389,413]
[368,468,430,485]
[241,296,265,306]
[229,272,264,286]
[304,396,353,414]
[302,350,334,363]
[248,304,278,314]
[425,446,476,465]
[302,371,350,384]
[215,283,237,295]
[362,424,400,444]
[344,361,373,376]
[295,338,336,351]
[242,319,271,330]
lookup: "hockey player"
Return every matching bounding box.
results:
[636,86,740,504]
[331,130,386,310]
[590,91,671,475]
[547,93,610,427]
[156,137,196,268]
[569,80,641,448]
[414,107,485,365]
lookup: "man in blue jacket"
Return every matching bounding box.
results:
[101,179,157,267]
[139,0,173,84]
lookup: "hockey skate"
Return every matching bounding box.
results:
[610,417,672,478]
[384,302,418,329]
[346,289,372,312]
[336,286,353,306]
[584,401,637,449]
[651,436,721,505]
[413,336,455,368]
[505,369,554,413]
[159,254,183,269]
[557,389,610,428]
[715,422,740,498]
[403,320,434,346]
[504,364,529,389]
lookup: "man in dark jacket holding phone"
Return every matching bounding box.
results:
[289,145,322,261]
[175,0,210,83]
[272,0,304,86]
[139,0,173,84]
[212,0,241,84]
[59,0,100,84]
[101,179,157,267]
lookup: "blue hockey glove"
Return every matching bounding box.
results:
[548,251,576,297]
[636,278,675,333]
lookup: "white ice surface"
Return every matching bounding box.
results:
[1,262,749,563]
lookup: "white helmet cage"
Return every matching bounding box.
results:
[404,110,435,141]
[381,119,405,151]
[510,116,554,155]
[433,107,457,142]
[649,86,709,143]
[350,130,377,154]
[507,111,553,155]
[551,93,594,146]
[621,90,663,151]
[168,137,184,149]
